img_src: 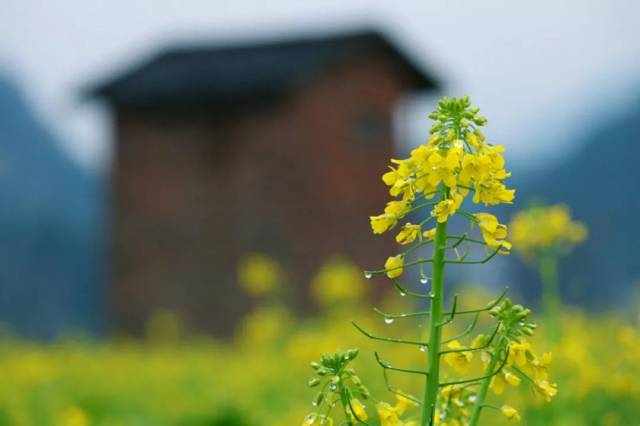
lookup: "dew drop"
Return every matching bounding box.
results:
[312,402,318,406]
[420,275,429,285]
[468,395,478,402]
[364,271,373,279]
[419,345,427,352]
[329,383,337,392]
[399,291,407,297]
[384,317,394,325]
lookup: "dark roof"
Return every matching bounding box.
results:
[90,29,439,106]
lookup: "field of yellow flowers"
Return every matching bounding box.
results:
[3,98,637,425]
[0,260,637,426]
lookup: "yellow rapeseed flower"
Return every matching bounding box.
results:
[385,255,404,278]
[510,204,587,257]
[443,340,472,373]
[376,401,401,426]
[394,394,418,416]
[237,253,282,296]
[501,405,521,421]
[348,398,368,422]
[311,258,365,307]
[396,223,422,245]
[475,213,511,254]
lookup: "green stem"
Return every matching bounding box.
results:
[539,252,560,339]
[421,218,447,426]
[468,337,506,426]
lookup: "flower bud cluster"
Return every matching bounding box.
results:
[303,349,369,425]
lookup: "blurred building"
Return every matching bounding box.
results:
[92,29,439,336]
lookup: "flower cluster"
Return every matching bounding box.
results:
[432,297,556,425]
[369,97,515,277]
[509,203,587,258]
[237,253,283,296]
[310,258,366,308]
[487,299,558,402]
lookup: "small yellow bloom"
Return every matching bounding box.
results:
[310,258,365,307]
[535,380,558,402]
[471,334,487,348]
[396,223,421,245]
[385,255,404,278]
[504,370,521,387]
[443,340,472,373]
[376,402,401,426]
[475,213,511,254]
[490,371,506,395]
[394,394,418,416]
[508,341,531,367]
[432,192,463,223]
[348,398,368,422]
[61,406,88,426]
[302,414,334,426]
[501,405,521,421]
[237,253,282,296]
[370,214,397,234]
[422,227,436,240]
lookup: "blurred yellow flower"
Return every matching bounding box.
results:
[311,258,365,307]
[501,405,521,421]
[376,401,400,426]
[348,398,368,422]
[510,204,587,257]
[237,253,283,296]
[235,306,291,347]
[60,406,88,426]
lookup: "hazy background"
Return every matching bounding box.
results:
[1,0,640,337]
[3,0,640,171]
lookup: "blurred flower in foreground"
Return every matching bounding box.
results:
[311,258,366,307]
[510,203,587,259]
[237,253,283,296]
[60,406,88,426]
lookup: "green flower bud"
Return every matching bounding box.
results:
[473,116,488,126]
[346,348,359,360]
[308,377,321,387]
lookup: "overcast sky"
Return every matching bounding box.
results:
[2,0,640,171]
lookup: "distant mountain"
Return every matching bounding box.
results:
[0,74,104,338]
[507,92,640,309]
